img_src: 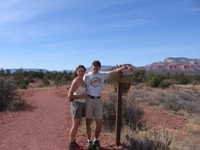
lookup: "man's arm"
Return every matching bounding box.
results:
[105,64,136,75]
[102,64,136,81]
[110,65,135,73]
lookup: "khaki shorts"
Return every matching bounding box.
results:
[86,98,103,120]
[70,101,86,118]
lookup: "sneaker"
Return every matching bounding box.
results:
[69,141,81,150]
[87,140,94,150]
[93,140,101,150]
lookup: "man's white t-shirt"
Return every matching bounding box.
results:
[83,72,110,97]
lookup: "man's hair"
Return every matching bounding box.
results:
[92,60,101,67]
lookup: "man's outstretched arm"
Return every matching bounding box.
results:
[107,64,136,74]
[102,64,136,82]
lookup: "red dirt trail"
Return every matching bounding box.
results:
[0,88,70,150]
[0,88,117,150]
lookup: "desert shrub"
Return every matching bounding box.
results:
[131,70,146,84]
[159,79,173,88]
[103,92,144,132]
[147,74,165,88]
[178,75,191,85]
[124,128,173,150]
[42,77,50,86]
[103,95,116,131]
[129,86,200,115]
[17,80,29,89]
[0,79,26,111]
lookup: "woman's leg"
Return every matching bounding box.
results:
[70,118,81,142]
[86,118,92,140]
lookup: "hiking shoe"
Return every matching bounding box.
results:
[93,140,101,150]
[69,141,81,150]
[87,140,94,150]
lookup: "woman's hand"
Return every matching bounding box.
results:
[79,93,88,99]
[67,95,74,102]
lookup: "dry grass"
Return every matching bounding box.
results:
[122,127,175,150]
[186,120,200,137]
[101,84,200,149]
[103,92,144,132]
[128,85,200,117]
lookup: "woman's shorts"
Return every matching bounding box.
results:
[70,101,86,118]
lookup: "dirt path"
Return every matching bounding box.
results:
[0,88,70,150]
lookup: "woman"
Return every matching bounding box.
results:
[68,65,87,150]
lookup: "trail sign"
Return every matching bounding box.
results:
[116,71,123,146]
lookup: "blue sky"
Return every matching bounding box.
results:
[0,0,200,70]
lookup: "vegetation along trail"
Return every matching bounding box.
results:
[0,88,70,150]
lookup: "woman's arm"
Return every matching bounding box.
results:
[67,79,86,101]
[67,79,77,101]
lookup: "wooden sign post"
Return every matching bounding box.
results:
[116,71,123,146]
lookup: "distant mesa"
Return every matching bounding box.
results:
[144,57,200,74]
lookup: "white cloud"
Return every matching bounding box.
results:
[0,0,72,24]
[0,0,148,45]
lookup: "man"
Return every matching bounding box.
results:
[83,60,135,150]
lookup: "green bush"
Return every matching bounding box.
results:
[42,78,50,86]
[159,79,173,88]
[131,70,146,84]
[18,80,29,89]
[178,76,190,85]
[147,74,165,88]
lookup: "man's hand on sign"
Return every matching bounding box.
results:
[123,64,136,72]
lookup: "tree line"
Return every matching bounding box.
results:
[0,68,74,89]
[1,68,200,90]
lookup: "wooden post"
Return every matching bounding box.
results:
[116,71,123,146]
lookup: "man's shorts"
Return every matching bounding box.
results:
[70,101,86,118]
[86,98,103,120]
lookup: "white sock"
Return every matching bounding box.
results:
[93,138,98,142]
[87,139,92,143]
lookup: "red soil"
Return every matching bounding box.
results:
[141,105,188,131]
[0,86,196,150]
[0,88,69,150]
[0,87,119,150]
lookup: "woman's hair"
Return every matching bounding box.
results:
[74,65,86,77]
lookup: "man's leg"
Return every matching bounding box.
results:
[93,99,103,150]
[95,119,102,139]
[86,99,95,149]
[94,99,103,140]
